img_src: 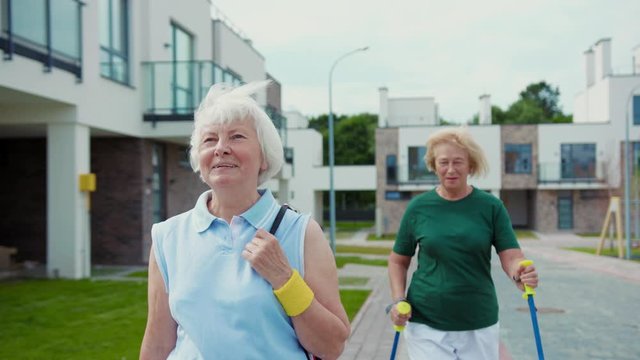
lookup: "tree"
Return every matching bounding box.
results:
[307,113,377,165]
[491,81,573,124]
[519,81,563,120]
[506,98,546,124]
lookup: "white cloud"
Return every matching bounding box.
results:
[213,0,640,121]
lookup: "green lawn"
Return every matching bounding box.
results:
[339,276,369,286]
[335,256,388,268]
[340,289,371,321]
[367,233,396,241]
[515,229,538,239]
[0,279,371,358]
[566,246,640,262]
[0,279,147,360]
[336,244,392,255]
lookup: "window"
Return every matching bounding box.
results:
[386,155,397,184]
[557,193,573,229]
[504,144,532,174]
[171,23,194,113]
[634,95,640,125]
[100,0,129,83]
[408,146,436,181]
[151,143,166,223]
[561,143,596,179]
[385,191,412,201]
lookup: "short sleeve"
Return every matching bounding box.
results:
[151,223,170,293]
[393,208,417,256]
[493,202,520,253]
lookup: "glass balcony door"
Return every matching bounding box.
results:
[171,23,193,114]
[561,143,596,179]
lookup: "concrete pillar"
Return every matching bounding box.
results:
[47,123,91,279]
[278,178,290,204]
[594,38,611,81]
[633,44,640,75]
[478,94,492,125]
[378,87,389,128]
[584,49,595,87]
[375,207,383,237]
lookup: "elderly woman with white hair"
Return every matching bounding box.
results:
[387,127,539,360]
[140,81,350,359]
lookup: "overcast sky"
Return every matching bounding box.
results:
[213,0,640,122]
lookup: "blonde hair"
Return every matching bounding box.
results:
[189,80,284,185]
[425,126,489,177]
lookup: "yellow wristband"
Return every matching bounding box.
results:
[273,269,314,316]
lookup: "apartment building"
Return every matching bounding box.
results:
[0,0,289,278]
[375,38,640,235]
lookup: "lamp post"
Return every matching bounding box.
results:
[328,46,369,253]
[624,85,640,260]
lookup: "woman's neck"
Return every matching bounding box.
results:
[208,189,261,223]
[437,185,472,201]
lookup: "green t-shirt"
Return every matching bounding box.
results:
[393,187,519,331]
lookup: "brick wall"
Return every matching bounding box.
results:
[91,138,145,265]
[0,139,47,263]
[501,125,538,189]
[376,128,407,234]
[165,144,207,217]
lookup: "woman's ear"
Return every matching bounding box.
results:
[260,157,268,173]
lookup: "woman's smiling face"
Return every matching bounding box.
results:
[198,119,267,189]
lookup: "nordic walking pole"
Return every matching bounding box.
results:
[389,301,411,360]
[519,259,545,360]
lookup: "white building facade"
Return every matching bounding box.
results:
[0,0,288,278]
[375,38,640,235]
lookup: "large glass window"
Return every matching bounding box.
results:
[408,146,436,181]
[561,143,596,179]
[386,155,397,184]
[51,0,81,59]
[504,143,532,174]
[171,23,194,113]
[100,0,129,83]
[633,95,640,125]
[151,143,166,224]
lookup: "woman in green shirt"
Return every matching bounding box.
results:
[388,127,538,359]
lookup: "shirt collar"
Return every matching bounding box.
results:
[240,189,279,230]
[192,189,278,233]
[193,190,218,233]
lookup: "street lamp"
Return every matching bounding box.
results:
[624,84,640,260]
[328,46,369,253]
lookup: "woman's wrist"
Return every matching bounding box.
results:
[385,297,407,314]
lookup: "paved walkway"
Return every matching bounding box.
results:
[337,230,640,360]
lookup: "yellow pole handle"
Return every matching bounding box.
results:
[518,259,535,299]
[393,301,412,332]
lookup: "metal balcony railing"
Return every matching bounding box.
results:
[387,164,439,185]
[142,60,242,121]
[142,60,288,139]
[538,161,608,184]
[0,0,83,79]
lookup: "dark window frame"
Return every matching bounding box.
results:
[504,143,532,174]
[100,0,129,84]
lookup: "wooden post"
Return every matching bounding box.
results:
[597,196,625,258]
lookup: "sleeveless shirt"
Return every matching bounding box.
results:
[152,189,311,359]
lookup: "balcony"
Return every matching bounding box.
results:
[142,60,242,122]
[537,161,609,187]
[387,164,439,186]
[0,0,83,79]
[142,60,288,139]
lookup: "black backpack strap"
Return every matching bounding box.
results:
[269,204,319,360]
[269,204,290,235]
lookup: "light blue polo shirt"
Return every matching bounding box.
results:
[152,189,311,359]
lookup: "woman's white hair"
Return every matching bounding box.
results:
[189,80,284,185]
